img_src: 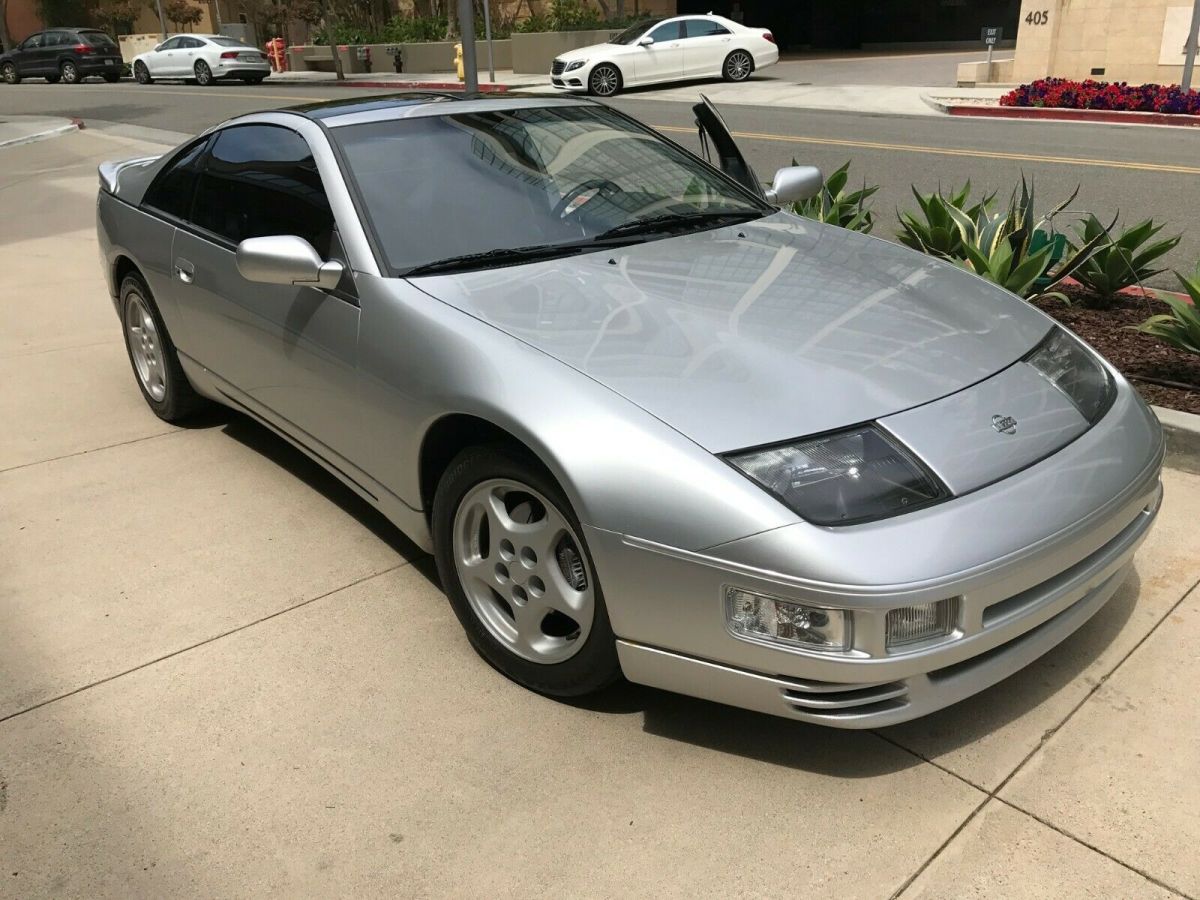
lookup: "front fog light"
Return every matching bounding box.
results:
[726,587,850,651]
[886,598,959,649]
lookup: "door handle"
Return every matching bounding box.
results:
[174,258,194,283]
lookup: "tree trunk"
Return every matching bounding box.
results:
[321,0,344,79]
[0,0,11,53]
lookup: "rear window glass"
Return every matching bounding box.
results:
[81,30,118,48]
[210,37,251,48]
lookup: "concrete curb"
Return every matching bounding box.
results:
[945,104,1200,128]
[1155,406,1200,475]
[0,116,82,150]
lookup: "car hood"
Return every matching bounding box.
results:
[414,213,1053,453]
[555,44,612,62]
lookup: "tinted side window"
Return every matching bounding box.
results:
[19,34,43,50]
[648,22,682,42]
[158,37,182,50]
[143,136,209,221]
[191,125,335,256]
[45,32,69,47]
[684,20,729,37]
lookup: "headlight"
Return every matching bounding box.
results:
[1025,327,1114,423]
[726,588,850,651]
[726,426,947,526]
[565,59,587,72]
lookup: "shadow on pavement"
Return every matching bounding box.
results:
[199,400,1138,777]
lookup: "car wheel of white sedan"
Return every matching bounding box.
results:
[588,63,621,97]
[194,60,213,86]
[134,61,152,84]
[433,445,622,696]
[723,50,754,82]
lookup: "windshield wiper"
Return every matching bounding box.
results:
[593,209,764,242]
[403,242,590,276]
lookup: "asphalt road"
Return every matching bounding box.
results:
[3,79,1198,285]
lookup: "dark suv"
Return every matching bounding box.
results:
[0,28,124,84]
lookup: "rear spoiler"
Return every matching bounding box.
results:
[97,155,161,195]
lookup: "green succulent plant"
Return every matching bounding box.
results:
[896,181,996,258]
[1135,267,1200,356]
[790,160,878,233]
[1070,215,1182,302]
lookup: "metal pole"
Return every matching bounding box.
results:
[155,0,168,40]
[458,0,478,92]
[1183,0,1200,92]
[483,0,495,83]
[986,42,993,82]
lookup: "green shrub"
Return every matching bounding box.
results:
[946,179,1109,302]
[1070,214,1181,302]
[1135,267,1200,355]
[790,160,877,233]
[897,182,995,258]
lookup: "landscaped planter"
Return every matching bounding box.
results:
[362,39,511,74]
[511,30,618,74]
[286,44,370,74]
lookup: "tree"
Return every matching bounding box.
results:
[0,0,12,52]
[92,0,140,34]
[162,0,203,30]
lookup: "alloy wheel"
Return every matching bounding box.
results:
[60,61,79,84]
[124,292,167,401]
[195,61,212,85]
[452,478,595,664]
[134,62,150,84]
[589,65,619,97]
[726,51,753,81]
[2,63,17,84]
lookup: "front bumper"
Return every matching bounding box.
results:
[588,382,1164,727]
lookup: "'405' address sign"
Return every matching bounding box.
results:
[1025,9,1050,25]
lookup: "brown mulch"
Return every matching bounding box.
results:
[1032,285,1200,415]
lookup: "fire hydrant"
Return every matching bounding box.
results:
[265,36,287,72]
[454,42,464,82]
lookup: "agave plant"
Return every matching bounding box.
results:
[790,160,878,233]
[896,181,996,258]
[1070,215,1182,302]
[942,178,1110,302]
[1135,267,1200,355]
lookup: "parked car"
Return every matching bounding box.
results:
[550,14,779,96]
[132,34,270,86]
[0,27,123,84]
[95,93,1163,727]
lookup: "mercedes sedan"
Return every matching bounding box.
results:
[96,93,1163,727]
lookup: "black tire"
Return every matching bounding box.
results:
[45,73,61,84]
[432,444,622,697]
[0,62,18,84]
[103,72,120,83]
[722,50,754,82]
[134,61,152,84]
[194,60,214,86]
[60,59,81,84]
[588,63,621,97]
[119,273,207,422]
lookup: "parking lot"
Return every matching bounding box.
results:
[0,121,1198,898]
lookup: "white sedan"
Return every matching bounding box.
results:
[132,34,270,86]
[550,14,778,97]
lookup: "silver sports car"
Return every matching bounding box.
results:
[96,93,1163,727]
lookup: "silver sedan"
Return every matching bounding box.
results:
[96,93,1163,727]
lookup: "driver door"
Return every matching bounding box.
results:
[692,94,766,198]
[164,123,363,465]
[16,32,49,77]
[634,20,684,83]
[148,37,182,76]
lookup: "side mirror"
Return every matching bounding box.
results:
[637,36,654,46]
[764,165,823,205]
[235,235,344,290]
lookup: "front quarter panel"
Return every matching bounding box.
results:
[354,274,798,551]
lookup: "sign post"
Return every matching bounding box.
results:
[1183,0,1200,92]
[458,0,478,92]
[981,25,1003,79]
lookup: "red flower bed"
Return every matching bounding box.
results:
[1000,78,1200,115]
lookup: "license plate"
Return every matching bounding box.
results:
[239,53,257,61]
[106,58,116,65]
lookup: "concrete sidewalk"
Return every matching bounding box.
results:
[2,128,1199,898]
[0,115,80,149]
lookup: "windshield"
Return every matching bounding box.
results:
[609,18,662,44]
[210,37,251,47]
[335,105,766,276]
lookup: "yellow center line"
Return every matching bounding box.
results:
[652,123,1200,176]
